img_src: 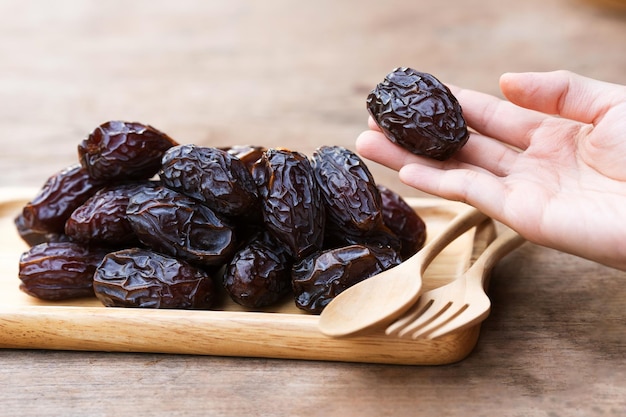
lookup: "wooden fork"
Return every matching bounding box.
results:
[385,227,525,340]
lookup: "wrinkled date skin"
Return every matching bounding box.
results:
[378,185,427,260]
[65,182,157,246]
[93,248,216,309]
[78,121,178,181]
[19,241,108,300]
[223,235,292,309]
[14,213,72,247]
[160,145,259,217]
[312,146,399,249]
[366,67,469,160]
[14,118,431,313]
[223,144,267,173]
[126,186,236,266]
[18,164,106,236]
[252,148,325,259]
[292,244,401,314]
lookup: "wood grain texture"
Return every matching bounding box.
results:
[0,0,625,416]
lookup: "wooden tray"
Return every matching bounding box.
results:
[0,187,496,365]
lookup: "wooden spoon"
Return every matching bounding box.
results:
[318,207,488,337]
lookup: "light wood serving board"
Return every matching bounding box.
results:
[0,187,497,365]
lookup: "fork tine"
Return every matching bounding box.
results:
[386,290,460,337]
[387,222,486,338]
[389,228,524,340]
[420,305,491,340]
[384,297,434,336]
[409,302,474,339]
[397,300,453,337]
[415,230,524,339]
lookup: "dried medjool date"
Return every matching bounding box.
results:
[366,67,468,160]
[65,182,156,246]
[14,213,71,247]
[223,144,266,173]
[93,248,216,309]
[253,148,325,259]
[15,122,431,313]
[160,144,259,217]
[78,121,178,181]
[223,234,292,309]
[19,164,106,235]
[378,185,427,260]
[292,244,401,314]
[126,186,236,266]
[311,146,399,249]
[18,241,108,300]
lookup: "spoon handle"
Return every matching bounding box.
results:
[416,207,489,274]
[468,227,525,275]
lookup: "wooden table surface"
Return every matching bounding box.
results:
[1,0,625,415]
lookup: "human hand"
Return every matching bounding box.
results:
[356,70,626,270]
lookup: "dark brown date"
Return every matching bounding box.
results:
[18,241,108,300]
[78,121,178,181]
[160,145,259,217]
[65,182,157,246]
[252,148,325,259]
[14,212,71,247]
[19,164,105,235]
[292,244,401,314]
[223,234,292,309]
[223,144,267,173]
[126,186,236,266]
[15,127,424,314]
[93,248,216,309]
[366,67,468,160]
[378,185,427,260]
[311,146,397,247]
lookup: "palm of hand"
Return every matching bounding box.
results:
[501,113,626,265]
[578,100,626,181]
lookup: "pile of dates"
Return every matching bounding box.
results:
[16,120,426,314]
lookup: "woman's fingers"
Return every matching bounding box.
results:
[357,126,510,219]
[447,84,547,151]
[356,129,476,172]
[356,129,425,172]
[367,116,381,131]
[453,133,519,177]
[366,71,620,159]
[499,70,623,124]
[368,86,545,152]
[367,80,557,153]
[356,128,519,177]
[397,162,507,218]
